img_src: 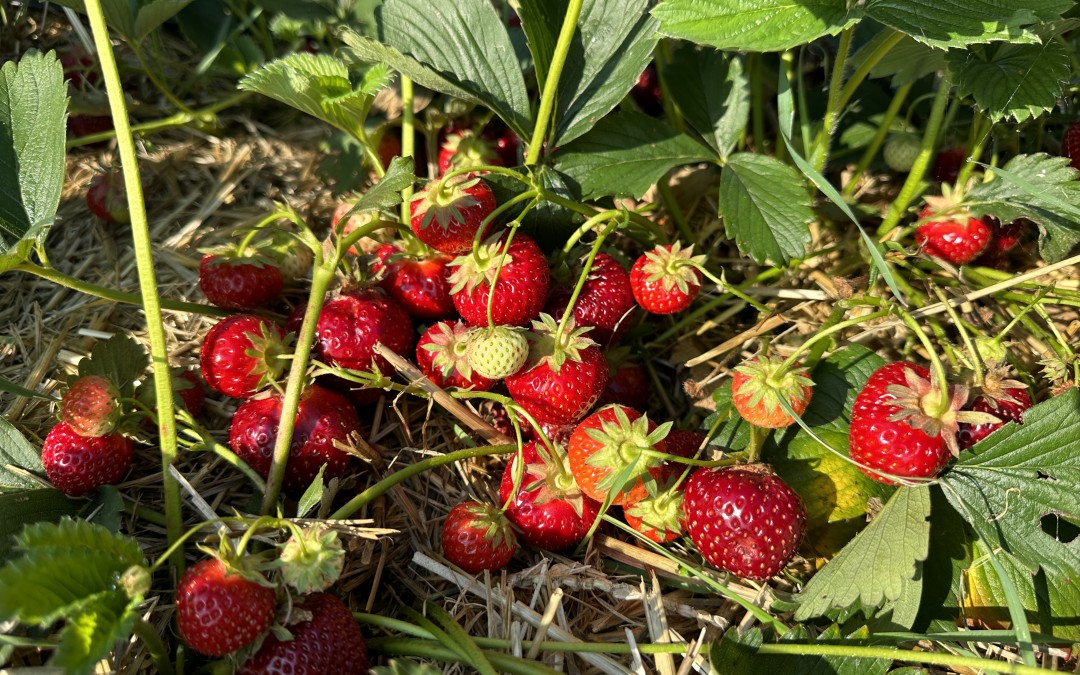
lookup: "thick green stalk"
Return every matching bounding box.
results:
[85,0,184,573]
[953,112,989,189]
[811,27,854,172]
[66,91,251,148]
[400,75,415,224]
[834,30,906,115]
[754,642,1049,675]
[525,0,584,165]
[133,619,175,675]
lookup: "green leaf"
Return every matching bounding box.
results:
[297,465,326,518]
[0,50,67,273]
[482,167,582,251]
[357,0,533,140]
[710,625,891,674]
[703,382,751,452]
[132,0,196,41]
[854,32,946,88]
[662,47,748,160]
[515,0,561,90]
[52,593,140,675]
[652,0,860,52]
[965,153,1080,263]
[947,41,1069,122]
[239,53,391,137]
[316,133,369,197]
[553,111,714,200]
[550,0,660,145]
[795,487,932,620]
[348,156,415,216]
[718,152,813,266]
[864,0,1071,49]
[52,0,194,41]
[0,490,83,560]
[802,345,886,433]
[0,417,44,491]
[77,333,148,399]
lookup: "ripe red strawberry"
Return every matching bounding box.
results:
[374,244,456,320]
[313,290,414,378]
[61,375,121,437]
[449,232,550,327]
[545,252,636,346]
[684,466,806,580]
[1063,122,1080,172]
[229,385,362,492]
[416,321,496,391]
[67,114,113,141]
[238,593,368,675]
[932,146,966,183]
[958,368,1032,449]
[916,200,991,266]
[86,171,128,223]
[567,404,670,506]
[624,474,685,543]
[630,242,706,314]
[410,174,497,254]
[505,315,608,425]
[975,218,1026,268]
[61,48,100,88]
[499,440,600,551]
[467,325,529,380]
[378,130,402,169]
[41,423,133,497]
[731,356,815,429]
[631,64,663,116]
[665,429,706,461]
[200,314,288,399]
[176,558,276,657]
[438,130,504,176]
[199,254,284,309]
[172,369,206,416]
[597,352,649,411]
[442,501,517,574]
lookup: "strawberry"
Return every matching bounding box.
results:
[200,314,289,399]
[597,351,650,411]
[67,114,113,141]
[665,429,706,460]
[378,130,403,169]
[438,130,504,176]
[975,218,1026,268]
[505,315,608,426]
[624,473,685,543]
[41,423,133,497]
[630,242,706,315]
[849,362,989,483]
[86,171,128,223]
[416,320,496,391]
[499,440,600,551]
[1063,122,1080,172]
[567,404,670,506]
[683,466,806,580]
[630,64,663,116]
[313,290,414,379]
[374,244,456,320]
[176,557,276,657]
[449,232,550,327]
[932,146,966,183]
[916,198,991,266]
[229,384,362,492]
[410,174,497,254]
[467,326,529,380]
[883,133,921,173]
[958,368,1032,449]
[545,252,636,346]
[199,254,284,309]
[61,48,100,89]
[331,203,386,256]
[731,356,815,429]
[262,230,315,283]
[60,375,121,437]
[442,501,517,574]
[238,593,368,675]
[172,369,206,416]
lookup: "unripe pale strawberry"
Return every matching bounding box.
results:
[467,326,529,380]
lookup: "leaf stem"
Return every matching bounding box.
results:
[842,82,913,199]
[779,310,890,373]
[525,0,584,165]
[752,641,1050,675]
[65,91,251,148]
[555,211,624,337]
[129,44,194,115]
[811,27,854,172]
[400,75,415,224]
[132,618,175,675]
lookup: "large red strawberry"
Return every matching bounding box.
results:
[597,351,649,411]
[410,174,497,254]
[567,404,670,506]
[630,242,706,315]
[438,130,504,176]
[958,367,1032,449]
[545,252,636,346]
[176,557,276,657]
[229,385,363,492]
[1063,122,1080,172]
[505,314,608,425]
[374,244,456,320]
[916,197,991,266]
[199,254,284,309]
[499,440,600,551]
[41,423,133,497]
[86,171,128,223]
[684,466,806,580]
[442,501,517,574]
[932,146,966,183]
[200,314,289,399]
[416,321,496,391]
[313,290,414,379]
[731,356,815,429]
[624,473,685,543]
[238,593,368,675]
[60,375,121,437]
[449,232,550,327]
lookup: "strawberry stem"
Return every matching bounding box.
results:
[893,306,952,417]
[555,211,624,338]
[133,618,175,675]
[778,309,890,374]
[693,264,772,313]
[400,75,415,224]
[526,0,584,165]
[933,287,984,385]
[841,81,914,199]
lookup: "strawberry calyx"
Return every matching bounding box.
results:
[448,232,514,293]
[520,443,589,518]
[625,474,685,540]
[442,131,500,171]
[732,356,814,418]
[421,321,477,381]
[884,368,999,457]
[522,314,597,375]
[413,173,484,233]
[639,241,706,296]
[584,405,672,493]
[460,502,516,550]
[272,523,345,595]
[972,363,1029,410]
[243,323,291,391]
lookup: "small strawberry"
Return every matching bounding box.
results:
[416,320,496,391]
[624,473,685,543]
[67,114,113,141]
[731,356,815,429]
[975,218,1026,268]
[238,593,368,675]
[313,290,414,379]
[467,326,529,380]
[199,254,284,309]
[1063,122,1080,172]
[378,130,403,169]
[449,232,550,327]
[958,367,1032,449]
[684,466,806,580]
[410,174,497,254]
[262,230,315,283]
[438,130,504,176]
[200,314,289,399]
[932,146,966,183]
[229,384,363,492]
[61,48,100,88]
[505,315,608,426]
[567,404,671,506]
[883,132,921,173]
[41,423,133,497]
[172,368,206,416]
[331,203,386,256]
[442,501,517,574]
[630,242,706,315]
[176,557,276,657]
[597,351,650,411]
[499,440,600,551]
[916,196,992,266]
[60,375,121,437]
[545,252,636,346]
[86,171,128,223]
[374,244,456,320]
[630,64,663,116]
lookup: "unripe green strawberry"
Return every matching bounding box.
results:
[467,326,529,380]
[61,375,121,437]
[263,231,314,283]
[883,133,921,173]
